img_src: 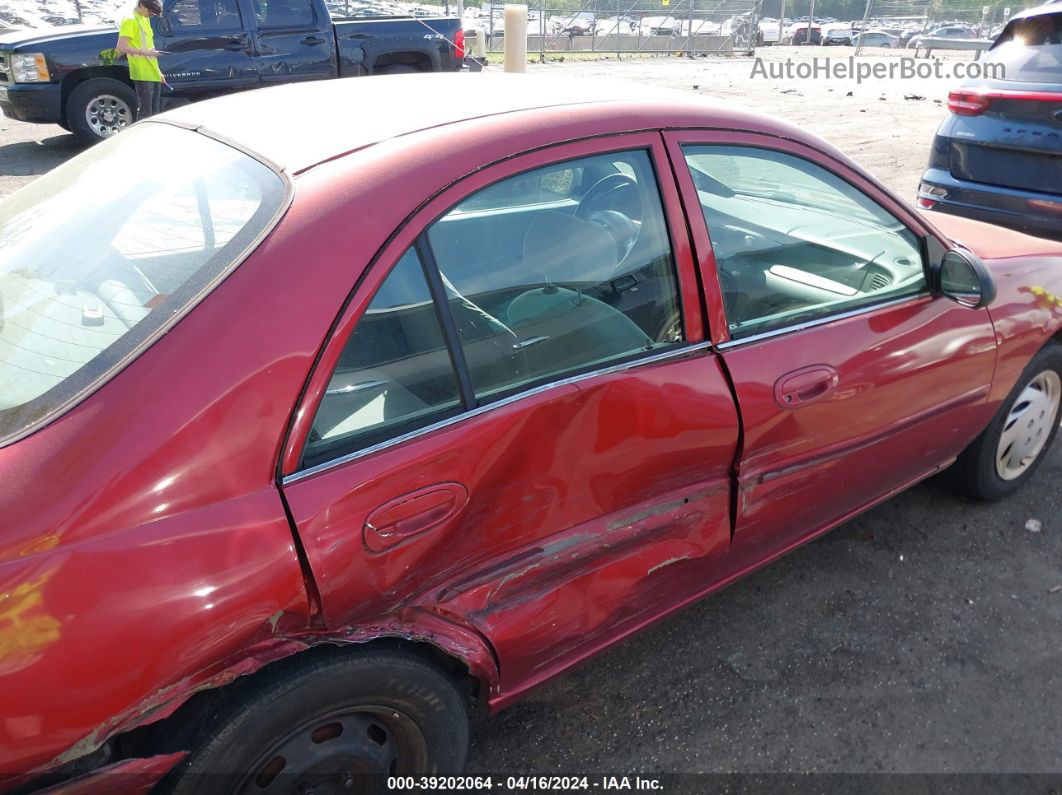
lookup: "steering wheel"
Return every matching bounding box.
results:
[574,173,643,264]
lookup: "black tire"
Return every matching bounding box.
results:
[159,646,470,794]
[949,343,1062,501]
[375,64,419,75]
[65,77,136,146]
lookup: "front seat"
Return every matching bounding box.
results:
[507,211,651,378]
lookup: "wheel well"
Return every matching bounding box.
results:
[108,638,480,765]
[372,51,432,72]
[60,68,132,125]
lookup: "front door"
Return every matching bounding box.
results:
[666,131,998,565]
[250,0,338,85]
[280,135,739,700]
[158,0,259,94]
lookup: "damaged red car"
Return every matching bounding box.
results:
[2,74,1061,793]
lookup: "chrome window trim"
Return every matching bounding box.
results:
[716,293,929,350]
[284,340,715,485]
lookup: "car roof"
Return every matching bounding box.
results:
[151,73,824,174]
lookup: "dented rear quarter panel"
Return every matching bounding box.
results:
[0,167,429,780]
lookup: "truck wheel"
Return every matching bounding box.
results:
[159,646,470,794]
[376,64,419,75]
[66,78,136,145]
[949,343,1062,501]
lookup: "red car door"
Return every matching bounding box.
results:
[665,131,998,566]
[279,135,739,703]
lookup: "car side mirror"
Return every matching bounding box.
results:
[936,247,996,309]
[156,13,172,36]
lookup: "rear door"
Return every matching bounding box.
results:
[158,0,259,94]
[280,134,739,698]
[666,131,998,567]
[248,0,338,84]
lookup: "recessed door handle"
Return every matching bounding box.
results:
[224,39,246,51]
[302,35,326,45]
[774,365,839,408]
[364,483,468,553]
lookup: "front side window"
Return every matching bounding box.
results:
[427,149,684,399]
[0,123,285,446]
[682,145,925,339]
[303,248,462,468]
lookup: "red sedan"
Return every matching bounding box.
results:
[1,74,1060,793]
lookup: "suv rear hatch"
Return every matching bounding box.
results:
[941,8,1062,194]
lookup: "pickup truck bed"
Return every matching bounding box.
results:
[0,0,463,144]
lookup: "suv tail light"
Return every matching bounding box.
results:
[948,89,992,116]
[948,87,1062,116]
[454,28,465,59]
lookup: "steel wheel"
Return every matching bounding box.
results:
[85,93,133,138]
[235,706,427,794]
[995,369,1062,481]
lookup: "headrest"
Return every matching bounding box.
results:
[521,210,618,287]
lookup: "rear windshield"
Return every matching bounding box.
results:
[0,123,287,446]
[988,11,1062,82]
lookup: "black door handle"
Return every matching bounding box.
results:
[301,35,326,45]
[224,39,246,51]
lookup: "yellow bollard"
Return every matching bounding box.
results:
[503,4,528,73]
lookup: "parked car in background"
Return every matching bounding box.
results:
[2,73,1062,794]
[919,1,1062,238]
[787,24,821,44]
[0,0,464,145]
[758,17,781,44]
[906,24,978,48]
[821,25,853,45]
[853,29,901,47]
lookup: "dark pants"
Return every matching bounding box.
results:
[134,80,162,121]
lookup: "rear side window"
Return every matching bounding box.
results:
[254,0,316,28]
[167,0,243,30]
[303,248,462,468]
[302,148,687,468]
[427,149,683,399]
[0,124,286,447]
[454,165,583,212]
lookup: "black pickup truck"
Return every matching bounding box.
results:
[0,0,463,144]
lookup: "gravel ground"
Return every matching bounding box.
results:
[0,48,1059,782]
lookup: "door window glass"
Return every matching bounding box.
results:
[682,145,926,339]
[303,248,462,468]
[427,149,684,399]
[167,0,242,30]
[254,0,315,28]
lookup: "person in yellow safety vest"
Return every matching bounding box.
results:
[115,0,167,121]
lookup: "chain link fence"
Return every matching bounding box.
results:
[465,0,763,57]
